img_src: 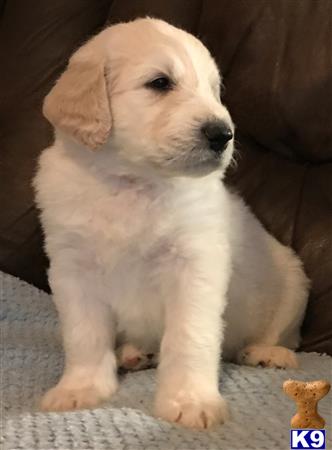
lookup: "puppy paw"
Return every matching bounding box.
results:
[41,384,113,411]
[237,344,298,369]
[155,388,228,429]
[40,367,118,412]
[117,343,157,371]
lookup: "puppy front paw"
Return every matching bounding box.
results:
[41,385,113,411]
[40,371,118,412]
[155,387,228,429]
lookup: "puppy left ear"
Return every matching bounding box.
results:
[43,43,112,150]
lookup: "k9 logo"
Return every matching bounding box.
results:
[291,430,326,449]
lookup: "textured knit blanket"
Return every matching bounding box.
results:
[1,271,331,450]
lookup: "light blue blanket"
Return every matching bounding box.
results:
[2,271,331,449]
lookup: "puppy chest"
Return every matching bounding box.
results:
[90,179,171,242]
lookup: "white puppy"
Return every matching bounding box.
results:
[34,18,309,429]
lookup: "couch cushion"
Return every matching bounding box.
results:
[0,0,111,290]
[104,0,332,353]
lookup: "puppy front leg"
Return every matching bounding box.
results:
[155,250,229,429]
[41,261,118,411]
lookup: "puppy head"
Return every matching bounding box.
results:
[44,18,234,176]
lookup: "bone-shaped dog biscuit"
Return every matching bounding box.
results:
[283,379,330,429]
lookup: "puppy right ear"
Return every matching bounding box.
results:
[43,43,112,150]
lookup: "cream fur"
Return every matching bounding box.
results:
[34,18,309,429]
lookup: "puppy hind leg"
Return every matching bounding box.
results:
[116,343,158,371]
[236,291,303,370]
[237,344,298,369]
[41,261,118,411]
[237,251,309,370]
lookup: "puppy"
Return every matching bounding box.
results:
[34,18,309,429]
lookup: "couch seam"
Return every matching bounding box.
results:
[223,2,267,79]
[290,164,308,253]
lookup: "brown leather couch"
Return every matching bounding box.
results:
[1,0,331,354]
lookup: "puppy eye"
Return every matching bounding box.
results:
[146,76,173,92]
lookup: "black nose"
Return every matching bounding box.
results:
[201,121,233,153]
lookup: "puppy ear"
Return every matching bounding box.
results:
[43,46,111,150]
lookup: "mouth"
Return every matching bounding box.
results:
[185,144,223,166]
[161,146,222,176]
[183,157,221,175]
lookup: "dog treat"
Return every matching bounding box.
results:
[283,379,330,429]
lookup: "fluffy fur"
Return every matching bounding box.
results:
[34,18,309,429]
